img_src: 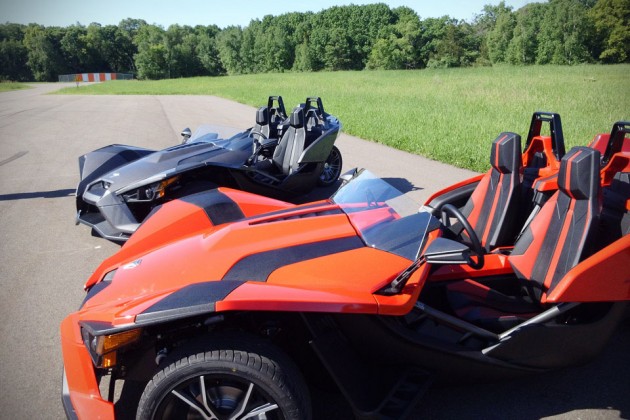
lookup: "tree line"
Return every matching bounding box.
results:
[1,0,627,82]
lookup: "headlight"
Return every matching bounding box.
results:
[87,181,112,196]
[122,176,179,202]
[154,176,180,198]
[81,327,142,368]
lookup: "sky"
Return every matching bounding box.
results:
[1,0,535,28]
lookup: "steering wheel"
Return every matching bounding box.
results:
[439,204,484,269]
[250,129,268,143]
[249,129,268,154]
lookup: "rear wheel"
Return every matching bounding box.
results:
[136,337,311,420]
[318,146,342,187]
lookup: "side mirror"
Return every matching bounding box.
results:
[424,238,471,265]
[339,168,359,183]
[180,128,192,144]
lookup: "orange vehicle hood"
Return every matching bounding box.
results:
[77,201,419,328]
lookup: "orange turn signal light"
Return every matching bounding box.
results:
[97,329,142,355]
[101,352,117,368]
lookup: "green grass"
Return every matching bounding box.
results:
[56,65,630,172]
[0,82,32,92]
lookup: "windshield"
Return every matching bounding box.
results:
[190,125,252,152]
[331,169,439,261]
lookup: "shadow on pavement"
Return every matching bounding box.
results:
[0,188,75,201]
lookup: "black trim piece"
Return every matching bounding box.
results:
[603,121,630,165]
[525,112,565,161]
[79,282,244,336]
[80,320,133,336]
[135,281,244,324]
[245,202,333,222]
[223,236,365,282]
[249,208,343,225]
[179,190,244,226]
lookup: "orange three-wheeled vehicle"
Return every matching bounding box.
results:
[61,114,630,419]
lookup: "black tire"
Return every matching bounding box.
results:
[318,146,342,187]
[136,335,311,420]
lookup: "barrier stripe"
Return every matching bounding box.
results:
[59,73,132,82]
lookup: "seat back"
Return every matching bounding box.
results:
[253,106,270,141]
[304,108,323,147]
[459,132,522,251]
[272,107,306,176]
[267,96,288,139]
[509,146,601,302]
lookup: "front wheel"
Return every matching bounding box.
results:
[136,337,311,420]
[318,146,343,187]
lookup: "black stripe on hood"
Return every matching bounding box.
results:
[222,236,364,282]
[136,280,245,324]
[179,190,245,225]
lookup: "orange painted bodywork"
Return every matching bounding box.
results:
[61,315,115,419]
[83,211,359,314]
[546,235,630,302]
[85,188,298,290]
[77,184,436,329]
[522,135,561,177]
[65,191,425,419]
[424,174,484,206]
[600,152,630,187]
[218,247,420,314]
[224,188,297,216]
[588,133,630,156]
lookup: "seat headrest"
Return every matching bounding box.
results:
[256,106,268,125]
[290,107,304,128]
[490,132,521,174]
[305,109,319,130]
[558,146,600,200]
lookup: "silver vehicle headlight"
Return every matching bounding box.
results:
[122,176,179,202]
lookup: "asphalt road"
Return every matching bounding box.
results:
[0,84,628,420]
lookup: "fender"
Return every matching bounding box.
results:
[77,144,154,208]
[84,187,296,290]
[546,234,630,302]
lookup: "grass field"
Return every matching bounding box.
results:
[57,65,630,172]
[0,82,32,92]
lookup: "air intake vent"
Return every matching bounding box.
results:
[249,208,342,225]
